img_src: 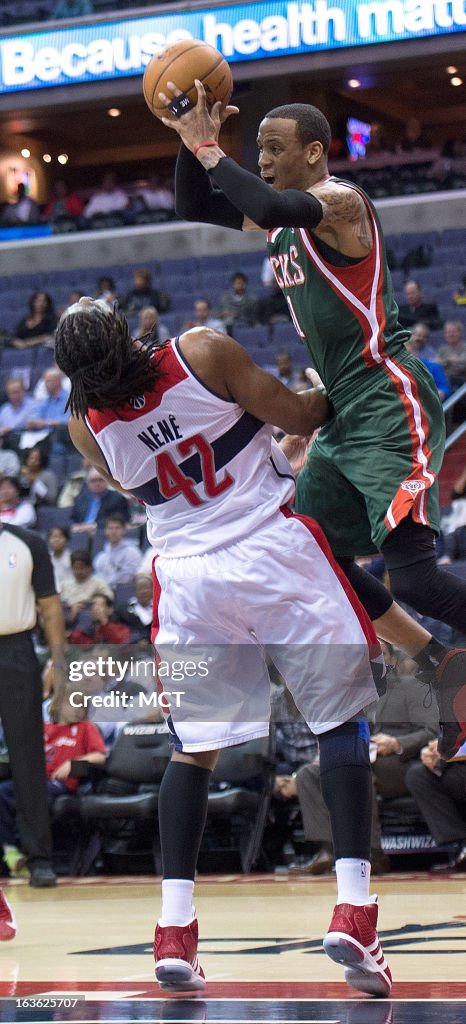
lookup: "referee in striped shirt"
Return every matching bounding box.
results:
[0,521,66,887]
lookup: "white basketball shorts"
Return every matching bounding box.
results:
[151,508,380,752]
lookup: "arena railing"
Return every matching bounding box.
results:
[443,383,466,449]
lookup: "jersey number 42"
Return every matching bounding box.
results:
[156,433,234,506]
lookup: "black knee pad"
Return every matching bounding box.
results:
[336,558,393,621]
[319,717,371,774]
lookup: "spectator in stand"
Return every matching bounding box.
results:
[405,332,451,402]
[83,172,128,222]
[1,183,40,226]
[95,276,121,309]
[69,593,131,645]
[0,476,35,527]
[42,180,84,224]
[61,550,113,628]
[138,174,174,211]
[274,350,304,392]
[405,738,466,871]
[364,123,393,160]
[277,643,439,876]
[19,447,58,506]
[115,572,153,643]
[57,289,85,318]
[33,366,70,403]
[71,467,130,534]
[24,368,70,454]
[50,0,95,16]
[122,268,170,316]
[257,256,291,325]
[439,466,466,562]
[0,379,35,442]
[398,117,432,153]
[436,320,466,387]
[0,437,20,479]
[397,279,442,330]
[12,291,57,350]
[453,273,466,306]
[135,306,169,341]
[0,687,105,881]
[183,297,226,333]
[93,514,141,587]
[218,272,258,333]
[409,322,439,361]
[57,458,88,508]
[48,526,73,593]
[451,465,466,502]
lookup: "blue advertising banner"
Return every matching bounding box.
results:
[1,1,465,94]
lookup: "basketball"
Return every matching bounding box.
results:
[143,39,233,121]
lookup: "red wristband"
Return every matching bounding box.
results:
[193,139,218,157]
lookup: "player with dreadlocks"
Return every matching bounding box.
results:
[56,299,160,416]
[56,295,395,997]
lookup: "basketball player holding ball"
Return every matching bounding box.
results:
[159,78,466,767]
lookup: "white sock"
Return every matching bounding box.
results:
[335,858,372,905]
[160,879,195,926]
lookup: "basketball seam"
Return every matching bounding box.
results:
[145,48,227,114]
[144,42,210,111]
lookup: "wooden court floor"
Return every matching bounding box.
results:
[0,872,464,1023]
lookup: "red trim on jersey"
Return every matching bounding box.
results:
[296,188,435,523]
[384,475,432,533]
[280,506,378,649]
[298,227,379,372]
[298,194,383,371]
[86,341,188,434]
[150,555,170,708]
[384,455,437,533]
[150,555,160,646]
[384,353,434,466]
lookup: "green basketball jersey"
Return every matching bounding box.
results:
[266,178,446,549]
[265,177,411,415]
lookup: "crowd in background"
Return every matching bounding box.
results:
[0,252,465,879]
[2,119,466,234]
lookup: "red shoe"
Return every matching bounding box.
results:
[154,917,205,992]
[435,649,466,761]
[323,898,392,997]
[0,890,16,942]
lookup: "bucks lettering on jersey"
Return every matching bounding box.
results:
[266,178,410,414]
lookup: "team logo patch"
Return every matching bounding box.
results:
[401,479,426,494]
[8,553,16,568]
[130,395,146,410]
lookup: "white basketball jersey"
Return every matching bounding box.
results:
[85,339,295,557]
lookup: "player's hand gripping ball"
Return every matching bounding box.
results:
[143,39,233,121]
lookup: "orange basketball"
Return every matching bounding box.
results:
[143,39,233,121]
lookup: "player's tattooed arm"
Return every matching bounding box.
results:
[314,185,373,252]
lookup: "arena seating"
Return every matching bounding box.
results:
[1,226,465,403]
[51,730,275,874]
[2,227,465,874]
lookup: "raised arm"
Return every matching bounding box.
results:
[175,144,243,229]
[163,83,324,232]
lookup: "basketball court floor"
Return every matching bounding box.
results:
[0,873,464,1024]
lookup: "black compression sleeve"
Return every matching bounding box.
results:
[210,157,324,229]
[175,144,244,230]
